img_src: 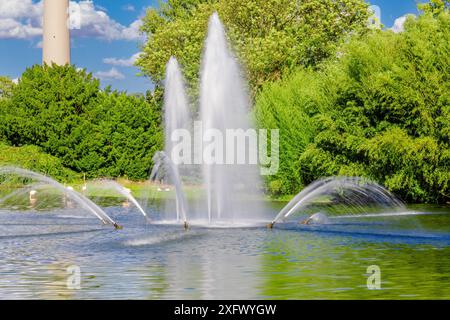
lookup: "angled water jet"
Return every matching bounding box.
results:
[0,166,120,228]
[88,179,149,219]
[271,176,405,227]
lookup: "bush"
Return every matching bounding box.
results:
[256,11,450,203]
[0,142,78,182]
[0,64,163,180]
[254,69,331,194]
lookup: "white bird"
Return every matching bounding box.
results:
[29,190,37,200]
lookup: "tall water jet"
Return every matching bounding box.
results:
[0,166,120,228]
[164,57,192,160]
[155,57,192,225]
[199,12,264,222]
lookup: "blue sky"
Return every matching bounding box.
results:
[0,0,424,94]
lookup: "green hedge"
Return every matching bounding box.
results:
[0,143,78,182]
[0,64,163,180]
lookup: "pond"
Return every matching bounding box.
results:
[0,202,449,299]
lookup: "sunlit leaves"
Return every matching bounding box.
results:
[136,0,370,97]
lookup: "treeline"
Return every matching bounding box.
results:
[136,0,370,97]
[0,0,448,203]
[136,0,449,203]
[0,65,163,180]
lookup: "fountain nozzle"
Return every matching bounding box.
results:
[267,222,275,229]
[183,221,189,230]
[113,223,123,230]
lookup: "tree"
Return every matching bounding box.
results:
[254,69,328,195]
[255,9,450,203]
[419,0,449,15]
[301,12,450,203]
[136,0,370,96]
[0,64,163,180]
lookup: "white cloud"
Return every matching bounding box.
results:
[122,4,135,12]
[71,1,143,41]
[119,19,143,41]
[12,78,19,84]
[94,67,125,80]
[0,0,143,41]
[391,14,415,33]
[368,5,382,29]
[0,0,42,39]
[0,0,41,19]
[94,4,108,12]
[0,17,41,38]
[103,52,142,67]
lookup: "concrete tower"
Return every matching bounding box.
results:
[43,0,71,65]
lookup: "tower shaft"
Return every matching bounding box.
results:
[43,0,70,65]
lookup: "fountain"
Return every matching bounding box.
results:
[164,57,192,158]
[0,166,121,229]
[149,13,409,228]
[0,13,411,231]
[149,12,266,226]
[0,10,448,301]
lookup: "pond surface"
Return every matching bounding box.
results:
[0,202,449,299]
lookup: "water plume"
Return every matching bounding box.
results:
[199,12,265,222]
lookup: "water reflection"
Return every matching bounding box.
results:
[260,230,450,299]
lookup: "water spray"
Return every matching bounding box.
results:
[271,177,405,226]
[0,166,120,228]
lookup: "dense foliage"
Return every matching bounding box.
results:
[0,65,162,180]
[137,0,370,96]
[254,69,327,195]
[255,11,450,203]
[0,142,78,182]
[419,0,450,15]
